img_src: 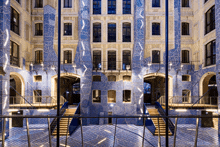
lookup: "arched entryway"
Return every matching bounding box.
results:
[51,73,80,105]
[143,73,173,104]
[200,72,218,105]
[10,72,25,104]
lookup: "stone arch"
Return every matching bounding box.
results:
[10,72,25,104]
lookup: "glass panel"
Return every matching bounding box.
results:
[152,50,160,63]
[93,50,101,70]
[108,51,116,70]
[122,50,131,70]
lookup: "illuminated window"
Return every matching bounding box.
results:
[93,90,101,103]
[108,90,116,103]
[122,50,131,70]
[123,90,131,102]
[123,75,131,81]
[108,75,116,81]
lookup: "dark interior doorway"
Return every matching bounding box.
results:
[12,110,23,127]
[108,112,112,125]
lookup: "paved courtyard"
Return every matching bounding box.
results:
[1,124,219,147]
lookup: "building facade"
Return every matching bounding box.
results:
[0,0,219,134]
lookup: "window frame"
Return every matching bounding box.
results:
[63,50,73,64]
[63,0,72,8]
[93,0,101,14]
[123,90,131,103]
[108,0,116,14]
[182,89,191,103]
[181,22,190,35]
[92,90,101,103]
[35,0,43,8]
[108,90,116,103]
[152,0,160,8]
[93,22,102,42]
[123,0,131,14]
[108,23,117,42]
[35,50,43,64]
[151,50,161,64]
[10,41,20,67]
[205,5,215,35]
[205,40,216,67]
[122,22,131,42]
[63,23,72,36]
[122,50,131,70]
[182,0,190,8]
[181,50,190,63]
[62,48,74,64]
[152,22,161,36]
[35,23,43,36]
[11,7,20,35]
[33,90,42,103]
[107,50,117,70]
[93,50,102,70]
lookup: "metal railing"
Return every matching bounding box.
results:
[9,96,66,108]
[1,115,219,147]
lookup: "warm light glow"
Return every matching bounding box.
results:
[98,138,106,144]
[175,109,187,112]
[37,109,50,112]
[8,109,19,112]
[60,144,70,147]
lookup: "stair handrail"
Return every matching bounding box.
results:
[155,102,175,134]
[190,85,216,108]
[69,103,80,135]
[50,102,69,134]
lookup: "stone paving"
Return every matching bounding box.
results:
[0,124,219,147]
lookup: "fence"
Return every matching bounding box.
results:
[1,115,219,147]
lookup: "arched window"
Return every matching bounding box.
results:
[93,23,101,42]
[123,23,131,42]
[123,75,131,81]
[35,50,43,64]
[182,22,189,35]
[182,50,190,63]
[63,50,72,64]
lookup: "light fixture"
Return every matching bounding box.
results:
[72,63,76,68]
[41,62,44,66]
[148,62,152,67]
[51,65,55,70]
[175,109,187,112]
[126,65,130,70]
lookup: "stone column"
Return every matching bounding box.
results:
[215,0,220,138]
[75,0,93,125]
[0,0,11,138]
[43,5,57,66]
[132,0,145,125]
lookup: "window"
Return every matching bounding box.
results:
[11,7,19,35]
[34,75,42,82]
[152,0,160,7]
[10,41,19,67]
[93,50,101,70]
[93,75,101,81]
[182,89,190,103]
[123,90,131,102]
[123,0,131,14]
[182,50,190,63]
[35,0,43,8]
[123,75,131,81]
[182,22,189,35]
[205,40,216,66]
[108,51,116,70]
[182,75,190,81]
[152,23,160,35]
[108,90,116,103]
[204,0,209,3]
[64,0,72,8]
[205,6,215,34]
[122,50,131,70]
[152,50,160,63]
[34,90,42,103]
[182,0,189,7]
[93,23,101,42]
[64,23,72,36]
[93,90,101,103]
[93,0,101,14]
[108,0,116,14]
[35,23,43,36]
[123,23,131,42]
[63,50,72,64]
[108,75,116,81]
[108,23,116,42]
[16,0,20,4]
[35,50,43,64]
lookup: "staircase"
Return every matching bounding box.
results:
[148,109,172,136]
[52,108,76,136]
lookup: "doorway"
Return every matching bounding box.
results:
[108,112,112,125]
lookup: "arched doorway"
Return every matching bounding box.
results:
[10,72,25,104]
[143,73,173,104]
[51,73,80,105]
[200,73,218,105]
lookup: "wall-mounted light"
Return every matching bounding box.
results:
[148,62,152,67]
[51,65,55,70]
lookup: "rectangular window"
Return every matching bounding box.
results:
[182,90,190,103]
[93,23,101,42]
[64,0,72,8]
[123,0,131,14]
[35,50,43,64]
[123,23,131,42]
[108,90,116,103]
[93,75,101,81]
[152,23,160,35]
[35,0,43,8]
[182,50,190,63]
[108,51,116,70]
[122,50,131,70]
[93,0,101,14]
[64,23,72,36]
[93,50,101,70]
[205,40,216,66]
[182,22,189,35]
[108,0,116,14]
[152,0,160,7]
[11,7,20,35]
[205,6,215,34]
[108,23,116,42]
[35,23,43,36]
[93,90,101,103]
[108,75,116,81]
[182,0,189,7]
[10,41,19,67]
[64,50,72,64]
[34,90,42,103]
[123,90,131,102]
[152,50,160,63]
